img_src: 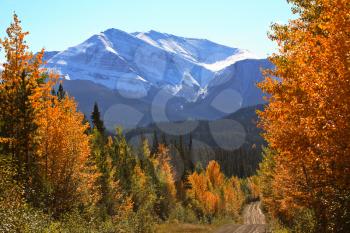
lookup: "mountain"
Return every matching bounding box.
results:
[41,29,272,131]
[45,29,259,101]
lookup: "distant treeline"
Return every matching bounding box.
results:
[126,105,266,178]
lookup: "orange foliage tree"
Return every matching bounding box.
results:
[0,14,51,190]
[258,0,350,232]
[36,92,95,215]
[187,161,244,221]
[0,14,100,217]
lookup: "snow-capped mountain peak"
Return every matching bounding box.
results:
[133,30,259,71]
[44,28,260,102]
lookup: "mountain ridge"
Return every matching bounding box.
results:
[36,29,272,130]
[44,28,261,102]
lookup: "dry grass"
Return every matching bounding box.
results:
[156,223,217,233]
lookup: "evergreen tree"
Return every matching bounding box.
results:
[161,133,167,147]
[90,129,120,217]
[188,133,194,173]
[178,135,184,158]
[151,130,159,156]
[174,135,195,180]
[110,128,136,193]
[91,102,105,134]
[188,133,193,154]
[56,83,66,101]
[138,137,161,198]
[50,88,56,97]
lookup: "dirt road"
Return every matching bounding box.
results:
[214,202,267,233]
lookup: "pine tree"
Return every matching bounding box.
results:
[90,130,122,217]
[56,83,66,101]
[110,128,136,193]
[151,130,159,156]
[161,133,167,147]
[188,133,193,154]
[91,102,105,134]
[182,134,195,176]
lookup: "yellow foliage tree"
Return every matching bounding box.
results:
[246,176,260,201]
[205,160,225,190]
[154,144,177,200]
[222,176,244,218]
[130,163,157,233]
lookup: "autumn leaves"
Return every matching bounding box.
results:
[0,14,247,231]
[1,0,348,231]
[187,161,244,221]
[258,0,350,232]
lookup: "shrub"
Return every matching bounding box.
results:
[168,203,198,223]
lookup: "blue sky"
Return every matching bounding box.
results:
[0,0,294,58]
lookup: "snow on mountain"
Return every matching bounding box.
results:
[134,30,237,63]
[133,30,258,71]
[44,29,259,101]
[201,49,260,72]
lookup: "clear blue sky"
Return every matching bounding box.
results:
[0,0,294,58]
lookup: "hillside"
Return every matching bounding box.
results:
[126,105,265,178]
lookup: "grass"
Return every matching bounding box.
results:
[155,223,217,233]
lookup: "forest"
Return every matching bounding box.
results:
[126,104,266,178]
[0,0,349,233]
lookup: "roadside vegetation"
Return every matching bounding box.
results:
[257,0,349,232]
